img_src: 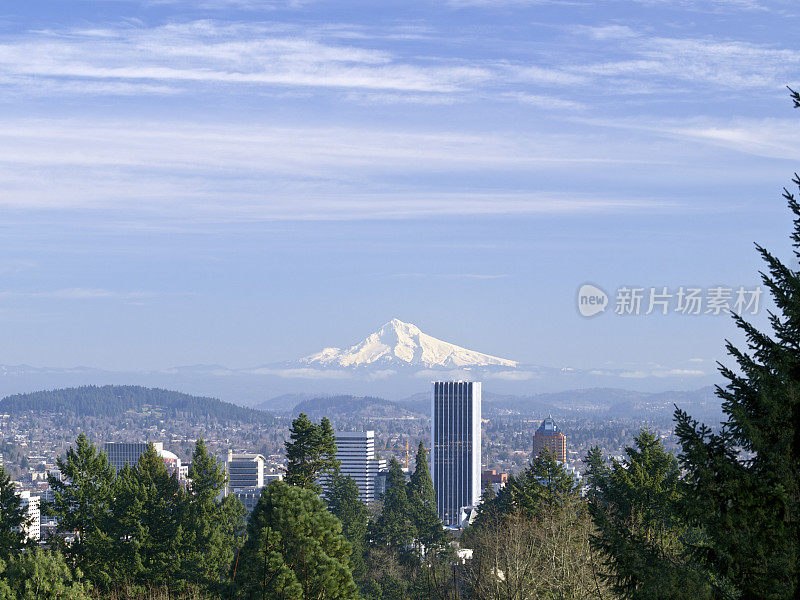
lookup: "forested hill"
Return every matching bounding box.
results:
[0,385,272,423]
[292,395,425,419]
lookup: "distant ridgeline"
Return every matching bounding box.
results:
[292,395,426,419]
[0,385,273,423]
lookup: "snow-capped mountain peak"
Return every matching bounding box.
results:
[299,318,518,369]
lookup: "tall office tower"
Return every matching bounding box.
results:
[326,431,386,504]
[431,381,482,527]
[226,451,266,491]
[532,415,567,463]
[19,491,40,543]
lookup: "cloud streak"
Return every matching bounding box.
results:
[0,288,157,300]
[0,21,490,95]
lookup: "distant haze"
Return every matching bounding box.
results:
[0,319,725,406]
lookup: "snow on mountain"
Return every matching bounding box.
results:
[299,318,518,369]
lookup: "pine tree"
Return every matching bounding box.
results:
[238,527,303,600]
[674,171,800,599]
[182,438,246,588]
[479,448,577,523]
[108,463,145,585]
[374,458,416,550]
[407,442,435,508]
[326,472,369,582]
[0,466,29,562]
[235,480,359,600]
[527,447,578,511]
[0,549,91,600]
[585,431,712,600]
[45,433,115,586]
[284,413,340,492]
[111,443,188,590]
[406,442,446,553]
[473,479,497,527]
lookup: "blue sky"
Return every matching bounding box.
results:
[0,0,798,383]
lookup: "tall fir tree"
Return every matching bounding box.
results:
[585,431,713,600]
[674,170,800,599]
[181,438,246,589]
[111,443,188,591]
[406,442,446,552]
[374,458,416,550]
[326,472,369,582]
[0,465,29,562]
[45,433,116,586]
[284,413,340,492]
[234,480,359,600]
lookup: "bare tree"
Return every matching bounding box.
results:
[465,504,612,600]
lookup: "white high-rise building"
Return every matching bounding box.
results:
[226,451,266,491]
[431,381,482,527]
[331,431,386,504]
[19,491,40,543]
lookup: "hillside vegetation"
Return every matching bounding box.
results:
[0,385,272,424]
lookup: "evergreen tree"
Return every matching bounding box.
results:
[284,414,340,492]
[374,458,416,550]
[182,438,246,588]
[0,560,12,600]
[237,527,303,600]
[235,480,359,600]
[326,472,369,582]
[111,443,188,590]
[45,433,115,586]
[0,549,91,600]
[674,170,800,599]
[585,431,712,600]
[473,479,497,527]
[406,442,446,552]
[476,448,577,526]
[0,466,29,562]
[527,447,578,511]
[108,463,145,586]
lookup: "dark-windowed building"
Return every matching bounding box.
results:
[431,381,482,527]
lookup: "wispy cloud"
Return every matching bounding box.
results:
[0,259,38,274]
[0,21,489,95]
[631,0,768,12]
[0,117,684,222]
[1,17,792,107]
[572,25,640,40]
[620,367,706,378]
[248,367,353,379]
[0,288,157,300]
[563,29,800,91]
[386,273,509,280]
[574,115,800,161]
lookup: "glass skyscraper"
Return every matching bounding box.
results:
[431,381,482,527]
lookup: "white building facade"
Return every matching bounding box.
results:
[331,431,386,504]
[19,491,40,543]
[431,381,482,527]
[226,451,266,491]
